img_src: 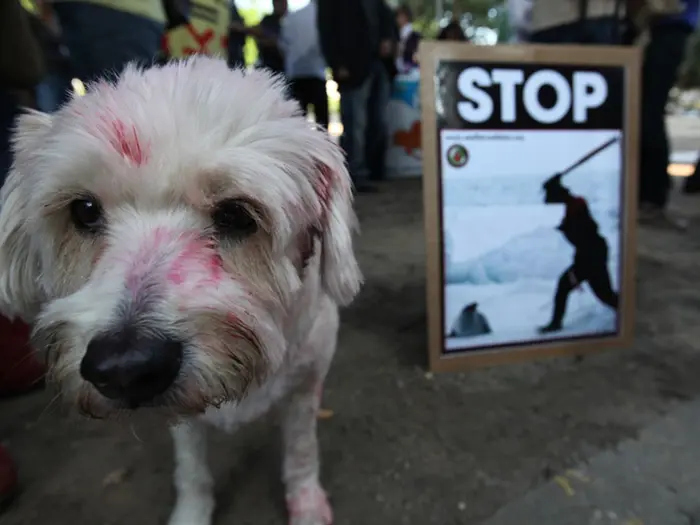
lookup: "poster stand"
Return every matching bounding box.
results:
[420,43,641,372]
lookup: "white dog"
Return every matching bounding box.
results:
[0,57,362,525]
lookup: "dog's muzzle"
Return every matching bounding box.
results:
[79,328,183,408]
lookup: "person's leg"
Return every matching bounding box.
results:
[639,24,691,211]
[310,77,329,130]
[683,153,700,194]
[366,62,391,181]
[290,78,310,116]
[53,2,164,85]
[35,73,73,114]
[540,265,577,333]
[339,75,374,191]
[587,265,619,310]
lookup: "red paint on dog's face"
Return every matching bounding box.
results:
[124,227,174,293]
[99,117,148,165]
[118,228,226,300]
[167,238,224,290]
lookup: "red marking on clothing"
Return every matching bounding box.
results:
[161,33,170,54]
[183,25,215,55]
[566,196,588,218]
[393,120,421,155]
[99,117,148,165]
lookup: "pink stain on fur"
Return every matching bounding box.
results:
[99,116,149,165]
[286,485,332,524]
[125,227,174,293]
[122,228,224,295]
[316,165,334,224]
[314,382,323,404]
[167,238,224,290]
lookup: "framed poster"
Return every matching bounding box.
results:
[420,43,641,372]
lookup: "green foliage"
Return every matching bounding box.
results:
[401,0,498,26]
[406,0,505,39]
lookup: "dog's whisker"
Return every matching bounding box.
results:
[37,390,64,421]
[129,424,143,443]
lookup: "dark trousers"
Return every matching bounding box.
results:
[339,60,389,181]
[684,155,700,192]
[0,89,19,187]
[639,23,692,208]
[290,76,329,129]
[35,72,72,113]
[548,239,619,328]
[54,2,164,85]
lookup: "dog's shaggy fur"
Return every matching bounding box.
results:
[0,57,361,524]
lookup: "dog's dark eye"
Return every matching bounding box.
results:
[69,197,104,234]
[212,199,257,237]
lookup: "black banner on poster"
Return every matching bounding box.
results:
[436,62,624,130]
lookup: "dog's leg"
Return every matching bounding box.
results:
[168,419,215,525]
[283,376,332,525]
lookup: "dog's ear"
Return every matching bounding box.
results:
[314,162,362,306]
[0,110,52,321]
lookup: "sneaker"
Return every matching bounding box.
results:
[0,316,45,398]
[0,444,18,512]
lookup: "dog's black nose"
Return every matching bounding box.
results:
[80,331,183,407]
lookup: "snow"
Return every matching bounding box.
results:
[441,131,622,352]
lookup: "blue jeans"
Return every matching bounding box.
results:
[53,2,164,84]
[36,73,73,113]
[339,61,389,182]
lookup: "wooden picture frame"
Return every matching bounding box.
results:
[420,42,641,373]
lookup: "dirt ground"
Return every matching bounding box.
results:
[1,179,700,525]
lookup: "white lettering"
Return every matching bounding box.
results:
[522,70,571,124]
[456,68,494,123]
[491,69,524,122]
[572,71,607,123]
[455,66,609,125]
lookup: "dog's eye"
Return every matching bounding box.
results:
[69,197,104,234]
[212,199,258,237]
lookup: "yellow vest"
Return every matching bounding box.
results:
[52,0,166,23]
[164,0,230,59]
[20,0,38,14]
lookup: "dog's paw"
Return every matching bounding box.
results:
[168,494,215,525]
[286,483,333,525]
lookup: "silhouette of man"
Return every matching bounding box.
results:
[539,174,618,333]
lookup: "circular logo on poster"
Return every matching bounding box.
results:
[446,144,469,168]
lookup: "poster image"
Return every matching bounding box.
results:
[419,43,641,371]
[442,129,622,352]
